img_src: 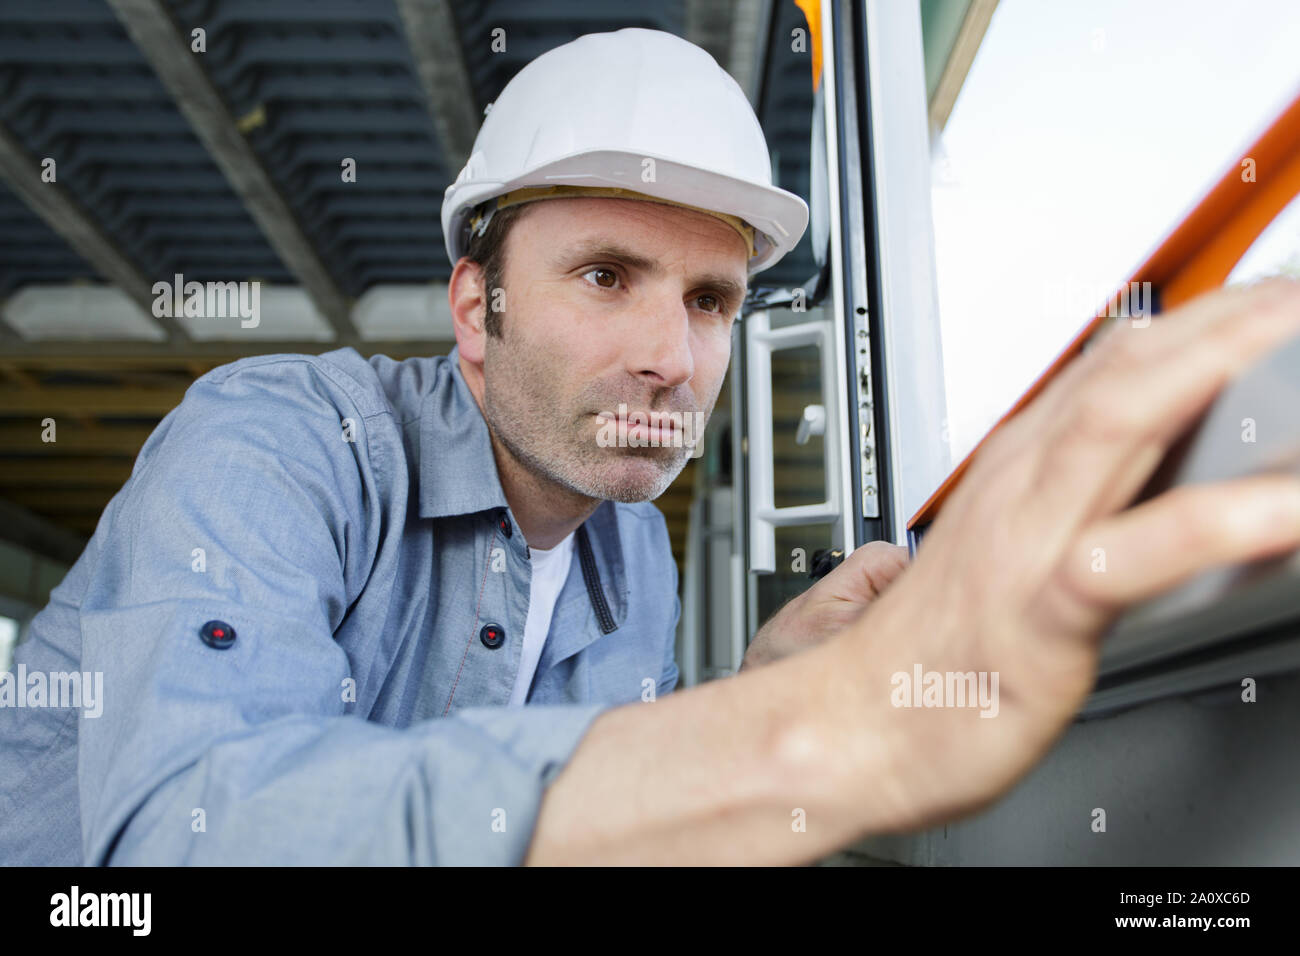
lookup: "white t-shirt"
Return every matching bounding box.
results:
[508,529,576,707]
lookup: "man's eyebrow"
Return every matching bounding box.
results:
[691,273,748,305]
[554,240,657,273]
[556,239,747,302]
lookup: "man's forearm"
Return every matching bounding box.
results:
[524,617,909,865]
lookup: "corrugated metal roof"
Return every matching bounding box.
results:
[0,0,819,569]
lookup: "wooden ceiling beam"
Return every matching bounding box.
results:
[0,340,451,366]
[4,488,115,513]
[0,459,133,486]
[0,386,185,416]
[0,423,155,454]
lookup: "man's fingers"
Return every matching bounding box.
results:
[846,541,910,594]
[811,542,910,606]
[1055,473,1300,620]
[1024,280,1300,534]
[847,541,909,569]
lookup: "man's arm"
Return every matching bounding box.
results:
[525,280,1300,865]
[526,616,907,865]
[78,358,609,865]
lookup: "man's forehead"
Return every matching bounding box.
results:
[524,197,750,271]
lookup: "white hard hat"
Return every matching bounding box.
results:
[441,28,809,275]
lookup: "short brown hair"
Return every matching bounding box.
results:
[462,202,529,339]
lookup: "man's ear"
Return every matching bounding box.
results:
[449,257,488,364]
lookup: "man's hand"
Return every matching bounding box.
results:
[810,278,1300,832]
[739,542,910,672]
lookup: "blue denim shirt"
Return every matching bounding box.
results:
[0,344,680,865]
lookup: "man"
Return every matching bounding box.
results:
[0,25,849,866]
[5,29,1300,866]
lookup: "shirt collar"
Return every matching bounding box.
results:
[417,343,510,521]
[416,344,630,631]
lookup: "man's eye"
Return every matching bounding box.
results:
[581,268,619,289]
[695,294,721,313]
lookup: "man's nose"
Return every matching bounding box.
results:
[629,294,694,388]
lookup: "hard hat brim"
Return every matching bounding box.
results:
[443,148,810,275]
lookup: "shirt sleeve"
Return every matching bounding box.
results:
[77,358,609,865]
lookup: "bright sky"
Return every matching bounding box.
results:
[927,0,1300,493]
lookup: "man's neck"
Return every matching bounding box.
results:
[486,427,600,551]
[458,352,599,550]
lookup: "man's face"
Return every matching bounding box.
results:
[481,196,748,502]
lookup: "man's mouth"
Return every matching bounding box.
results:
[594,409,683,445]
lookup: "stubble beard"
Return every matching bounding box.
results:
[481,318,695,504]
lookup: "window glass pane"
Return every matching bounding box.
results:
[1228,193,1300,286]
[926,0,1300,475]
[771,343,826,510]
[757,0,820,286]
[755,523,834,624]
